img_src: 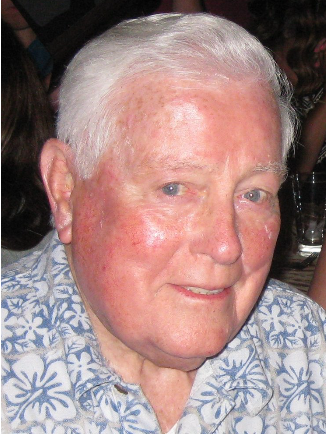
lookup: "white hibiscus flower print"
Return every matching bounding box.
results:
[3,353,76,428]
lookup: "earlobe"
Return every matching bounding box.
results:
[40,139,75,244]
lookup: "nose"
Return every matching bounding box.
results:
[191,204,242,265]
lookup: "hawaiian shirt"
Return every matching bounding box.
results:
[2,233,326,434]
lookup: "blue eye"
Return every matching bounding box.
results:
[244,189,265,203]
[162,183,181,196]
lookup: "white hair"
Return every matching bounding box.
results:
[57,13,297,179]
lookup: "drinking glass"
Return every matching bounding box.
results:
[292,172,326,256]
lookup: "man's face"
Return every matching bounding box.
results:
[69,77,283,370]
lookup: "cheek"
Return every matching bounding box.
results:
[71,198,103,265]
[240,214,280,270]
[112,212,185,272]
[74,200,183,278]
[119,214,169,250]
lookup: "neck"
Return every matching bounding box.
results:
[139,362,196,433]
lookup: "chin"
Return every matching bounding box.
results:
[149,338,230,371]
[152,352,207,372]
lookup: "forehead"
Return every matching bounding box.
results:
[121,73,278,117]
[108,75,282,174]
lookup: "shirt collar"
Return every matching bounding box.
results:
[175,324,273,433]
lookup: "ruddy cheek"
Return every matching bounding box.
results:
[242,217,280,269]
[120,211,180,253]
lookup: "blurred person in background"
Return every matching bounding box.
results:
[249,0,326,173]
[1,0,53,86]
[1,21,54,267]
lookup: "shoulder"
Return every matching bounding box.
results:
[259,278,325,317]
[1,231,68,355]
[245,280,326,430]
[2,230,57,291]
[248,278,326,350]
[2,245,51,356]
[2,250,38,296]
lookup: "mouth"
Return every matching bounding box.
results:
[184,286,225,295]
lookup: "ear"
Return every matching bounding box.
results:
[40,139,75,244]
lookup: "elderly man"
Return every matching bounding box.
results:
[2,13,326,434]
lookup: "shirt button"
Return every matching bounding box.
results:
[114,384,128,395]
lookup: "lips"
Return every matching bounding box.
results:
[184,286,225,295]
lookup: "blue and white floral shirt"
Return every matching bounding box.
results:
[2,233,326,434]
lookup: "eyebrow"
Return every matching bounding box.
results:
[138,156,287,183]
[254,162,288,180]
[145,159,213,173]
[147,159,287,175]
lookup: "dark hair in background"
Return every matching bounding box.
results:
[1,21,53,251]
[248,0,326,97]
